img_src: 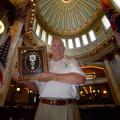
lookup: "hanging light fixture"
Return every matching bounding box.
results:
[0,20,5,34]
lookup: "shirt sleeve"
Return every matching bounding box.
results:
[30,79,39,87]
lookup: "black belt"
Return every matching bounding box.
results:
[40,98,77,105]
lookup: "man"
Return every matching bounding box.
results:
[32,36,86,120]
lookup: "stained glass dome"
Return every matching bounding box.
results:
[36,0,103,37]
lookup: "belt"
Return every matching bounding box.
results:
[40,98,77,105]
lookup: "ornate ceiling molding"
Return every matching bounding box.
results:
[65,37,116,63]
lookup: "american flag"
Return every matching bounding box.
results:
[101,0,117,31]
[0,36,11,86]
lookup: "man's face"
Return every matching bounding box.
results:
[51,38,64,60]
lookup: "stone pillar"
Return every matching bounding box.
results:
[114,52,120,67]
[104,57,120,104]
[0,19,24,106]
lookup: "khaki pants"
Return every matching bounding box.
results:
[34,103,81,120]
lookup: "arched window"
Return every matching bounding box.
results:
[112,0,120,8]
[41,30,46,41]
[75,37,81,47]
[48,34,52,45]
[89,30,96,42]
[68,39,73,48]
[35,24,40,37]
[82,34,88,45]
[61,39,66,47]
[102,15,111,30]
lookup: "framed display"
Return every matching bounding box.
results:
[18,46,48,80]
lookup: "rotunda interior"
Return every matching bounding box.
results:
[0,0,120,119]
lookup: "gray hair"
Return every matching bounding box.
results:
[52,36,64,47]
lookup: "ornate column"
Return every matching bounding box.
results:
[114,51,120,67]
[101,0,120,47]
[104,57,120,104]
[0,19,24,106]
[0,0,34,106]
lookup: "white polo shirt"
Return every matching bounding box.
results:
[35,58,85,99]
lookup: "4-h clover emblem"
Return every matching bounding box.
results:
[64,62,71,68]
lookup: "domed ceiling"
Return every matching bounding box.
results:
[36,0,103,37]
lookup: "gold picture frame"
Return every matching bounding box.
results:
[18,46,48,81]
